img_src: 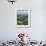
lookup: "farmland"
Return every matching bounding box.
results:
[17,14,28,25]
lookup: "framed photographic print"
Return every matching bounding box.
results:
[16,8,31,28]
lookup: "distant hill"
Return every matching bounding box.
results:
[17,14,28,16]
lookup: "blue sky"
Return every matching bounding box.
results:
[17,10,28,16]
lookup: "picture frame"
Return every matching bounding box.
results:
[16,8,31,28]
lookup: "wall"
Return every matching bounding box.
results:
[0,0,46,42]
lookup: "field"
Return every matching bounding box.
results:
[17,14,28,25]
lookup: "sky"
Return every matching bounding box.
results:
[17,10,28,16]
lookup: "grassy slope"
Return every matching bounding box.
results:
[17,16,28,25]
